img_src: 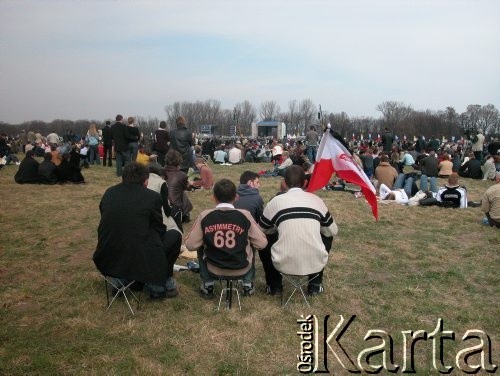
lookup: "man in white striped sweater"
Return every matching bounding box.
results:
[259,165,338,295]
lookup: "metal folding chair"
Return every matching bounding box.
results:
[280,273,319,308]
[207,263,248,311]
[102,275,140,315]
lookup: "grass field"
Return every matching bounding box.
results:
[0,158,498,375]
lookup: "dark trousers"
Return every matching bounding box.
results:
[103,144,113,166]
[258,233,333,289]
[163,230,182,278]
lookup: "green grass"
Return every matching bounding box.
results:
[0,158,498,375]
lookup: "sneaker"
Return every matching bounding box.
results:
[266,285,283,296]
[308,284,324,296]
[200,283,214,299]
[242,283,255,296]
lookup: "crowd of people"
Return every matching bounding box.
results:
[3,118,499,301]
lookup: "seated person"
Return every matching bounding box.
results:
[379,183,409,204]
[185,179,267,298]
[436,173,468,208]
[259,165,338,295]
[482,155,497,181]
[374,154,398,193]
[93,163,182,299]
[190,158,214,190]
[481,171,500,228]
[213,145,227,164]
[56,153,85,184]
[165,149,193,223]
[14,150,40,184]
[38,152,58,185]
[275,151,293,177]
[459,152,482,179]
[228,144,242,164]
[438,153,453,177]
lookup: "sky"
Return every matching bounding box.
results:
[0,0,499,124]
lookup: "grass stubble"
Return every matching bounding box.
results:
[0,158,498,375]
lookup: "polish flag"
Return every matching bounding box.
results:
[307,126,378,220]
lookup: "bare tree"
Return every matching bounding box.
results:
[376,101,413,131]
[259,100,280,121]
[234,100,256,136]
[298,99,317,135]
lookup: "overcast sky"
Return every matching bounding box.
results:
[0,0,499,124]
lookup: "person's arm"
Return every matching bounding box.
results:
[184,213,204,251]
[259,203,276,234]
[247,214,268,250]
[481,191,491,214]
[319,210,338,239]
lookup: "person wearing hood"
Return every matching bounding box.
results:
[234,171,264,222]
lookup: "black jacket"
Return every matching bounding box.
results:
[14,157,39,184]
[93,183,169,285]
[234,184,264,222]
[101,125,113,146]
[111,121,129,152]
[169,127,193,171]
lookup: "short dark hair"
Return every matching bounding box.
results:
[240,170,259,185]
[148,164,164,177]
[115,114,123,121]
[122,162,149,185]
[44,152,52,161]
[25,150,35,158]
[165,149,182,166]
[213,179,236,203]
[160,121,167,129]
[284,165,305,188]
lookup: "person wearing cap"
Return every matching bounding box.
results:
[481,172,500,228]
[169,116,193,173]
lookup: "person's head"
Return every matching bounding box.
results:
[127,117,135,125]
[159,120,167,129]
[44,152,52,161]
[105,120,111,126]
[447,172,459,187]
[176,116,186,128]
[468,152,475,159]
[284,165,305,189]
[282,151,289,159]
[384,192,396,200]
[194,157,206,169]
[165,149,182,166]
[240,170,260,188]
[380,154,390,163]
[213,179,237,204]
[122,162,149,185]
[495,171,500,183]
[310,126,315,131]
[115,114,123,122]
[25,150,35,158]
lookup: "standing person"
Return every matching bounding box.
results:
[305,126,319,163]
[111,114,130,177]
[93,163,182,299]
[127,116,140,162]
[381,127,394,153]
[471,129,485,162]
[259,165,338,295]
[481,172,500,228]
[185,179,267,298]
[169,116,193,173]
[154,121,170,166]
[101,120,113,167]
[85,123,100,165]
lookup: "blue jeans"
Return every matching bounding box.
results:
[115,150,131,177]
[393,173,414,198]
[88,145,100,165]
[197,249,254,287]
[306,146,317,163]
[129,142,139,162]
[420,175,437,193]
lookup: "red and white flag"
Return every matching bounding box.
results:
[307,128,378,220]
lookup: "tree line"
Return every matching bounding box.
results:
[0,100,498,141]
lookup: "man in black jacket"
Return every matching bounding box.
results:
[459,152,483,179]
[111,114,130,177]
[93,162,182,299]
[14,150,39,184]
[101,120,113,167]
[169,116,193,173]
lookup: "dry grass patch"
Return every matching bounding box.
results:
[0,158,498,375]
